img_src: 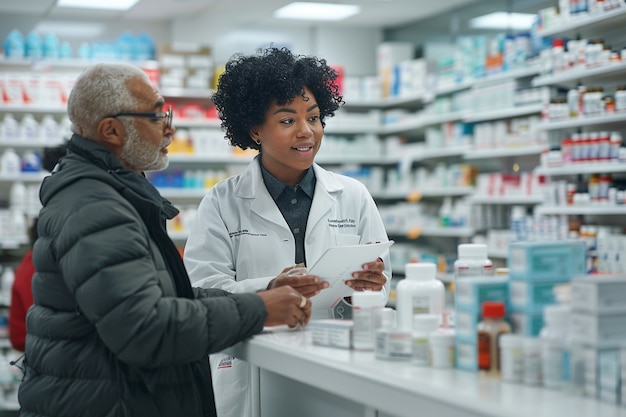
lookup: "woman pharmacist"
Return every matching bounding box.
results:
[183,47,391,417]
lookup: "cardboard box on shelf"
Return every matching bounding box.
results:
[157,43,213,90]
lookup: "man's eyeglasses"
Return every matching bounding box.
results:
[107,105,172,129]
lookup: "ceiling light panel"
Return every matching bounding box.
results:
[56,0,140,11]
[469,12,536,31]
[274,2,361,21]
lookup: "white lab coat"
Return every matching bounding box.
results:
[184,156,391,417]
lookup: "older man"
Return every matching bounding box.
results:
[18,62,318,417]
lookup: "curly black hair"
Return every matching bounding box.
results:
[212,47,344,151]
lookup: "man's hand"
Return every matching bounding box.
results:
[258,286,311,328]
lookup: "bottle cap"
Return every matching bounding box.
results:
[458,243,487,258]
[481,301,506,319]
[351,291,385,308]
[405,262,436,280]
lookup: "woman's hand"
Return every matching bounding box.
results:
[344,258,386,292]
[266,265,329,298]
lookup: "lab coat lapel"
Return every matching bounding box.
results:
[237,157,288,228]
[306,164,342,232]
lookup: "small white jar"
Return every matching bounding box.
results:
[500,334,524,384]
[429,329,455,369]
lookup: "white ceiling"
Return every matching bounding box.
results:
[1,0,485,29]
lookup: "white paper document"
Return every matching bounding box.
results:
[307,241,394,310]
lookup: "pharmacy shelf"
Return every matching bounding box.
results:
[343,93,425,109]
[381,112,464,135]
[464,145,546,160]
[470,65,541,87]
[534,205,626,216]
[316,154,394,165]
[167,154,253,164]
[463,103,542,123]
[0,140,65,148]
[0,105,67,114]
[538,113,626,130]
[161,87,214,100]
[173,118,221,128]
[537,6,626,38]
[535,162,626,176]
[324,123,381,135]
[434,79,473,96]
[374,186,474,200]
[409,145,470,162]
[468,195,545,205]
[0,237,28,250]
[158,187,209,199]
[0,57,157,71]
[387,227,475,240]
[0,172,47,182]
[532,61,626,87]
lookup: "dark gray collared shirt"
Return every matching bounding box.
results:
[260,163,316,265]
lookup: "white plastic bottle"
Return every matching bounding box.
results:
[396,262,445,331]
[1,114,20,141]
[352,291,385,351]
[454,243,494,280]
[411,314,440,366]
[539,304,570,390]
[20,113,39,143]
[0,148,21,175]
[1,267,14,306]
[40,115,60,144]
[9,182,26,212]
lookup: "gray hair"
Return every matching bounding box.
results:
[67,62,149,138]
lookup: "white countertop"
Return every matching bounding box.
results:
[226,326,626,417]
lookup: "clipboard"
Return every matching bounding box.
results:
[307,240,394,310]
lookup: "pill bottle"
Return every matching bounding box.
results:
[351,291,385,351]
[523,337,542,386]
[396,262,445,331]
[499,334,524,383]
[375,329,412,361]
[477,301,511,375]
[411,313,440,366]
[429,329,455,369]
[539,304,570,390]
[454,243,494,280]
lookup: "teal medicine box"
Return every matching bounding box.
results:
[508,240,586,281]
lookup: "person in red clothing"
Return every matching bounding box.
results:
[9,218,37,351]
[9,144,66,352]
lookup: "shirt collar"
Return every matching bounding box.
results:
[260,162,316,200]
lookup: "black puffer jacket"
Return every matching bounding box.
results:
[18,134,267,417]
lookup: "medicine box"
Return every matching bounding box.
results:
[454,276,509,310]
[509,279,570,312]
[571,275,626,314]
[455,338,478,372]
[508,240,586,281]
[571,311,626,347]
[309,319,353,349]
[509,307,544,336]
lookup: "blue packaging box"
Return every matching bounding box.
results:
[508,240,586,281]
[454,276,509,311]
[509,278,570,311]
